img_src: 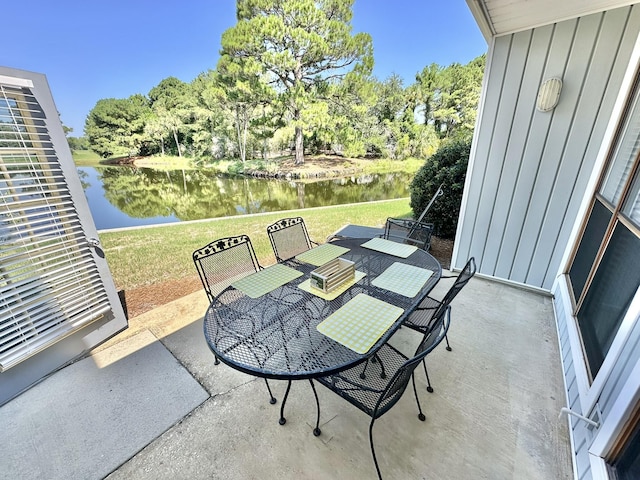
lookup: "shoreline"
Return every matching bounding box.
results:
[75,153,423,180]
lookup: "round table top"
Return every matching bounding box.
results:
[203,237,442,380]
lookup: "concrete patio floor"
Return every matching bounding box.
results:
[0,272,573,479]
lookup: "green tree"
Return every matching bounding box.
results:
[143,112,169,156]
[215,56,277,162]
[85,95,151,158]
[191,71,233,159]
[67,136,90,151]
[220,0,373,165]
[326,72,379,157]
[411,63,441,128]
[374,74,410,158]
[149,77,195,157]
[411,56,485,142]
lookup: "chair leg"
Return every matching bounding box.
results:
[360,359,370,379]
[264,378,277,404]
[445,333,452,352]
[369,419,383,480]
[279,380,292,425]
[361,354,386,379]
[309,379,322,436]
[411,372,426,421]
[421,359,434,393]
[378,353,387,379]
[213,354,220,365]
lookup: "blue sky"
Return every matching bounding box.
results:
[1,1,486,135]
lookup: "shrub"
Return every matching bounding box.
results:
[409,139,472,239]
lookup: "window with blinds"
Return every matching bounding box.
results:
[0,79,112,371]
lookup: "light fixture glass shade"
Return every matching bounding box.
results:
[536,77,563,112]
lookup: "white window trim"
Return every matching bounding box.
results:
[0,75,33,88]
[589,455,611,480]
[553,28,640,418]
[588,344,640,476]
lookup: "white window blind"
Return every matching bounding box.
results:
[623,173,640,226]
[600,87,640,205]
[0,82,112,371]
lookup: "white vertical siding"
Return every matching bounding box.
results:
[554,283,594,480]
[554,279,640,479]
[454,5,640,290]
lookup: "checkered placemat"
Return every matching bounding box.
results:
[232,264,303,298]
[372,262,433,298]
[295,243,351,266]
[360,237,417,258]
[317,294,404,354]
[298,271,366,301]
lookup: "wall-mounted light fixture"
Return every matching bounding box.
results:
[536,77,563,112]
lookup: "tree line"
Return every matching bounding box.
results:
[82,0,485,165]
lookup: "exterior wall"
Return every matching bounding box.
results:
[554,280,640,480]
[554,282,596,480]
[453,5,640,290]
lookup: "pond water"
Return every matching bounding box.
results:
[78,166,414,230]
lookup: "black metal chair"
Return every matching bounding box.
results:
[192,234,277,403]
[381,184,443,251]
[403,257,476,392]
[266,216,318,262]
[382,217,434,251]
[315,306,451,480]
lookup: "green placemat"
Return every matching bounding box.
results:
[317,293,404,354]
[372,262,433,298]
[232,264,303,298]
[361,237,417,258]
[295,243,350,266]
[298,271,367,300]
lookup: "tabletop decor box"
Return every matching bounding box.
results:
[310,258,355,293]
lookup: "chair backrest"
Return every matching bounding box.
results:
[439,257,476,310]
[192,235,261,302]
[373,306,451,419]
[384,218,434,250]
[266,217,312,262]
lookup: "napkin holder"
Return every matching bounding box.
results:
[310,258,355,293]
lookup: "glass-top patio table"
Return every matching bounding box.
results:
[203,237,442,430]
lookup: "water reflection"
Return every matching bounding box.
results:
[79,166,412,230]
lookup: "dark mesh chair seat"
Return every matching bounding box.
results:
[321,342,414,419]
[267,217,318,262]
[383,217,434,251]
[403,257,476,392]
[193,234,277,404]
[316,306,451,480]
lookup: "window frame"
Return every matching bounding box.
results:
[566,69,640,383]
[0,67,127,406]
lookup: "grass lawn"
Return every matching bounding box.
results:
[71,149,102,166]
[99,198,413,292]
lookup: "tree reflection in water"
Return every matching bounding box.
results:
[84,166,412,228]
